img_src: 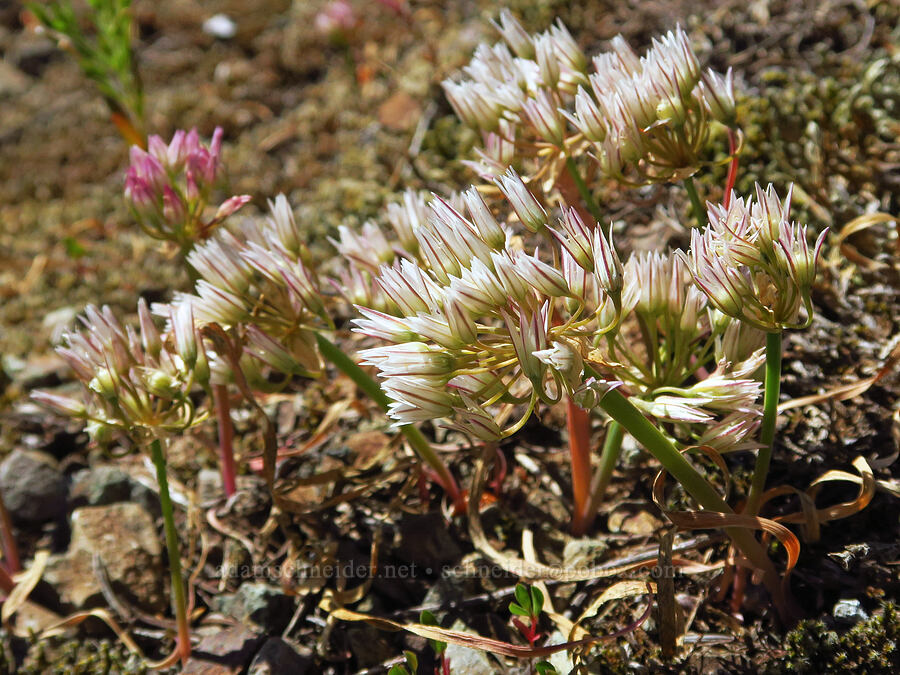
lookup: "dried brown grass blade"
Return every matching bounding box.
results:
[322,587,653,659]
[40,608,144,657]
[568,580,656,643]
[779,342,900,412]
[760,456,878,541]
[836,212,896,270]
[2,550,49,624]
[652,469,800,576]
[277,398,352,458]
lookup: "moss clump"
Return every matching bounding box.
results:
[768,603,900,674]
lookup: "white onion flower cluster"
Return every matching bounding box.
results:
[598,250,766,451]
[33,301,208,445]
[684,184,827,332]
[345,177,768,450]
[443,10,736,185]
[163,195,330,391]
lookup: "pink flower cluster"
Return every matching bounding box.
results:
[125,127,250,248]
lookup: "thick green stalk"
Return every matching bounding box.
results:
[314,332,463,509]
[745,331,783,516]
[149,438,191,663]
[683,176,706,229]
[581,420,624,529]
[564,156,603,223]
[597,389,788,618]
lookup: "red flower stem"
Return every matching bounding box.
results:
[567,398,593,536]
[0,490,20,574]
[724,128,739,208]
[0,564,14,595]
[212,384,237,498]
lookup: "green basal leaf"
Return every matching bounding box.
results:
[531,586,544,616]
[514,582,532,613]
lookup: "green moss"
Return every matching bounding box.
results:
[768,603,900,674]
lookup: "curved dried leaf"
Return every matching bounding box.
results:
[40,608,144,657]
[779,342,900,412]
[760,456,878,537]
[3,550,49,624]
[652,469,800,576]
[322,589,653,659]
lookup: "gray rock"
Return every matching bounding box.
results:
[833,598,869,625]
[69,464,159,515]
[44,503,165,612]
[396,512,463,569]
[345,624,396,668]
[184,625,262,675]
[7,35,58,77]
[0,448,67,522]
[248,638,313,675]
[215,582,294,632]
[546,629,576,674]
[0,59,28,97]
[444,620,496,675]
[10,353,68,389]
[70,465,133,506]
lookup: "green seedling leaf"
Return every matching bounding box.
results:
[62,236,86,259]
[531,586,544,616]
[388,666,410,675]
[536,661,559,675]
[403,650,418,672]
[514,583,532,614]
[420,610,447,656]
[509,602,530,617]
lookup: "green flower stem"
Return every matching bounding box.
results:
[597,388,788,617]
[149,438,191,663]
[581,420,624,530]
[314,332,463,509]
[564,155,603,223]
[683,176,706,229]
[745,331,783,516]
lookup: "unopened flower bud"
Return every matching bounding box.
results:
[700,67,736,126]
[86,420,115,445]
[31,391,87,417]
[145,369,177,398]
[463,188,506,249]
[495,168,547,233]
[89,367,118,400]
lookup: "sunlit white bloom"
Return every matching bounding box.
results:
[522,89,566,146]
[386,190,428,254]
[448,258,508,316]
[331,221,395,272]
[444,396,503,442]
[504,302,549,386]
[495,168,547,232]
[491,8,533,59]
[377,259,445,316]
